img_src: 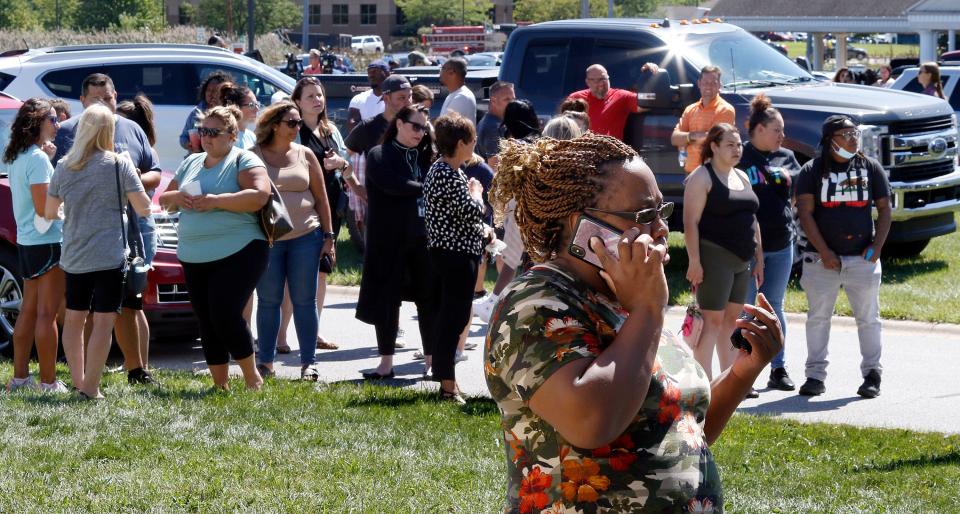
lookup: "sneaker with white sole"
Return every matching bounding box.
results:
[39,380,70,393]
[395,328,406,348]
[472,293,499,323]
[7,376,39,392]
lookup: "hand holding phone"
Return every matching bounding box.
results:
[568,215,621,270]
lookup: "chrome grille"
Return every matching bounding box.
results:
[153,212,179,248]
[889,115,955,136]
[157,283,190,303]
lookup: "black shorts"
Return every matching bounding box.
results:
[65,267,125,313]
[121,292,143,311]
[17,243,61,280]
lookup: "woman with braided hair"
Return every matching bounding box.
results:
[484,133,783,513]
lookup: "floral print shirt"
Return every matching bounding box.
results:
[485,264,722,513]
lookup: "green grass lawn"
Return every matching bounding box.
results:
[781,42,919,62]
[329,217,960,324]
[0,366,958,512]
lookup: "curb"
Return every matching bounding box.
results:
[325,285,960,336]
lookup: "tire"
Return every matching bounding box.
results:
[883,239,930,258]
[855,52,867,60]
[0,246,23,359]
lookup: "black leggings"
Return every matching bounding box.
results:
[430,248,480,382]
[181,240,268,366]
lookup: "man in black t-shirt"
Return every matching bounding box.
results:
[795,115,891,399]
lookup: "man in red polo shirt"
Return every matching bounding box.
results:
[566,63,658,140]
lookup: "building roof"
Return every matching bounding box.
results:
[711,0,918,18]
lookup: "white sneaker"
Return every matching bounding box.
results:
[455,351,468,363]
[6,376,37,392]
[472,293,499,324]
[395,328,406,348]
[39,380,70,393]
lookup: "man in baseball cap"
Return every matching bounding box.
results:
[347,59,392,131]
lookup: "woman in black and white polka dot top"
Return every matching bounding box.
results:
[423,112,488,403]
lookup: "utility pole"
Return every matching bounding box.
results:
[302,0,310,50]
[581,0,589,18]
[226,0,233,35]
[608,0,613,17]
[462,0,465,25]
[247,0,255,53]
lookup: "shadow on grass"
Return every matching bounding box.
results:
[853,450,960,472]
[876,257,948,285]
[737,394,865,415]
[343,387,499,416]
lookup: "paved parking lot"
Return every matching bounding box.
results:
[149,287,960,435]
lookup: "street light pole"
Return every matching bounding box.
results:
[461,0,465,25]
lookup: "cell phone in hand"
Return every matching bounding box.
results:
[568,215,621,270]
[730,313,754,354]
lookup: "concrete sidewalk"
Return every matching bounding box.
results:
[151,286,960,435]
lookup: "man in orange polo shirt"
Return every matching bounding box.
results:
[566,63,659,140]
[671,65,736,173]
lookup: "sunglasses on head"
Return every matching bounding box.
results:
[87,79,109,87]
[402,119,427,133]
[280,118,303,128]
[198,127,225,137]
[585,201,675,225]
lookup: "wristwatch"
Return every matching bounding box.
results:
[323,231,336,240]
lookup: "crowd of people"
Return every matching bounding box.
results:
[1,51,915,509]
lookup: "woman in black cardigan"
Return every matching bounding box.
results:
[356,104,438,379]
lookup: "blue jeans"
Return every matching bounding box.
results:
[256,229,323,366]
[747,244,793,370]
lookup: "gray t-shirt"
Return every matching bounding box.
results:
[48,152,145,273]
[440,85,477,125]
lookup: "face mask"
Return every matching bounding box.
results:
[832,141,857,160]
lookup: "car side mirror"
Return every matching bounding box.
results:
[795,56,810,71]
[636,70,674,110]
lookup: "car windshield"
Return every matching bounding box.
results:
[352,37,361,43]
[0,109,14,177]
[684,31,813,87]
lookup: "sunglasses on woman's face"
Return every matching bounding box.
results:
[585,201,675,225]
[281,119,303,128]
[402,119,427,133]
[198,127,225,137]
[47,115,59,124]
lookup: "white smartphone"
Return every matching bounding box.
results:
[568,215,621,269]
[180,181,202,196]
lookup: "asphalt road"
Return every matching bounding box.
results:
[150,287,960,435]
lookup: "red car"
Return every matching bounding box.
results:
[0,93,198,356]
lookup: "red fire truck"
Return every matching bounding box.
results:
[422,25,507,55]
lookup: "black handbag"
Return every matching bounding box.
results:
[114,160,148,297]
[247,152,295,245]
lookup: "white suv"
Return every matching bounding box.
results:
[0,44,296,172]
[351,35,383,54]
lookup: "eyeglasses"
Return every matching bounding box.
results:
[402,119,427,133]
[281,119,303,128]
[198,127,225,137]
[585,201,674,225]
[241,101,261,109]
[833,130,860,142]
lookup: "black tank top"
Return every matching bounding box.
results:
[698,163,759,261]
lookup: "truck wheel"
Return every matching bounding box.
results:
[0,247,23,359]
[855,51,867,60]
[884,239,930,258]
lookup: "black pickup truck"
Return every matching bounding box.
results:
[324,19,960,256]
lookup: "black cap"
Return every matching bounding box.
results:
[381,75,411,95]
[822,114,854,139]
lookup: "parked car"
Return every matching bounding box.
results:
[826,45,869,61]
[0,44,298,347]
[351,35,383,54]
[466,52,503,66]
[890,65,960,116]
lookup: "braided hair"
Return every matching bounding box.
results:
[491,133,636,262]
